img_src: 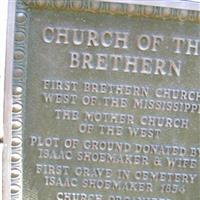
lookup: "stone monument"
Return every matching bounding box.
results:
[3,0,200,200]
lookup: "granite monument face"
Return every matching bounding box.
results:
[5,0,200,200]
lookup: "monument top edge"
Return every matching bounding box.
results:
[20,0,200,23]
[21,0,200,11]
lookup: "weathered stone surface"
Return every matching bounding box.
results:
[4,1,200,200]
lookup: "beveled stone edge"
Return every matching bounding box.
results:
[22,0,200,23]
[3,0,16,199]
[6,0,28,199]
